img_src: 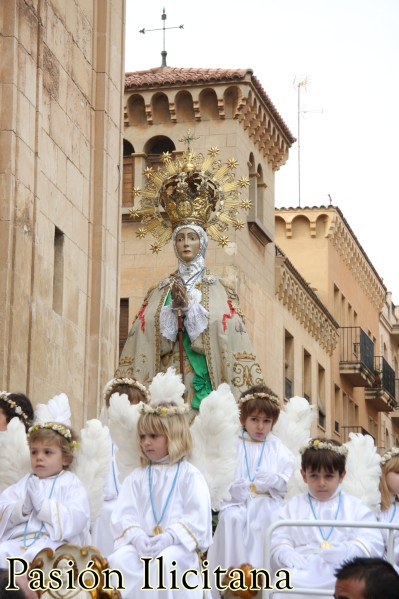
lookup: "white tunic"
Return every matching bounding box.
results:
[207,431,294,598]
[90,440,120,555]
[107,459,212,598]
[378,498,399,567]
[0,470,90,566]
[270,490,385,599]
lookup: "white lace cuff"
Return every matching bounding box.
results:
[184,304,209,341]
[160,305,178,342]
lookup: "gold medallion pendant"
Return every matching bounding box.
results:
[320,540,331,549]
[249,483,257,494]
[153,525,163,536]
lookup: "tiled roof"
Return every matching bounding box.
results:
[124,67,295,143]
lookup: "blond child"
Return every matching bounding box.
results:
[0,422,90,566]
[271,438,384,598]
[91,377,150,555]
[107,369,212,598]
[378,447,399,567]
[207,384,295,591]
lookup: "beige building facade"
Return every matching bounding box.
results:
[0,1,125,423]
[275,206,399,448]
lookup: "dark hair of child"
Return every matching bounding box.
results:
[301,438,346,475]
[0,392,34,431]
[239,384,280,425]
[104,381,148,408]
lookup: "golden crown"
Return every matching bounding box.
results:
[130,144,251,253]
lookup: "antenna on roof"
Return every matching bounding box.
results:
[293,75,323,207]
[139,8,184,68]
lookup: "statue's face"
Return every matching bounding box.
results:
[175,227,201,262]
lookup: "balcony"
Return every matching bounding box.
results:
[365,357,397,412]
[339,327,374,386]
[391,380,399,423]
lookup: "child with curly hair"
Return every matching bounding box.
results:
[0,423,90,566]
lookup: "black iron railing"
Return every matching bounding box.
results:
[374,356,396,399]
[340,327,374,372]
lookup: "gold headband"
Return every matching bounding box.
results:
[238,391,279,407]
[28,423,78,448]
[139,401,189,417]
[300,439,348,456]
[381,447,399,466]
[0,391,29,421]
[103,377,149,402]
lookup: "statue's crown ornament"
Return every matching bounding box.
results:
[130,143,251,253]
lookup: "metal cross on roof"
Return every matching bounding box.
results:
[178,130,199,150]
[139,8,184,68]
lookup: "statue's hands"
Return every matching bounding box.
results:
[171,279,188,312]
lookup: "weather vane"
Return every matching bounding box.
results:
[140,8,184,68]
[293,76,323,208]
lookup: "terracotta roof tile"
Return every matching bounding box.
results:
[124,67,295,144]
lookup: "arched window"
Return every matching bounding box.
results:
[152,93,171,124]
[144,136,176,170]
[175,90,195,122]
[122,139,136,207]
[127,94,147,126]
[223,86,240,119]
[199,88,219,120]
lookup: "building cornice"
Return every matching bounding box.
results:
[275,248,339,355]
[124,67,295,170]
[276,206,386,311]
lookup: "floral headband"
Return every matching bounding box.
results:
[28,423,78,448]
[300,438,348,456]
[139,401,189,417]
[238,391,280,407]
[381,447,399,466]
[0,391,29,421]
[103,377,150,402]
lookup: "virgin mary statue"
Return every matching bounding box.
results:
[115,144,263,409]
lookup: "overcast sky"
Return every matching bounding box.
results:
[125,0,399,303]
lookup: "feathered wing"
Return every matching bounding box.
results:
[273,396,315,454]
[0,418,31,492]
[342,432,381,511]
[71,419,112,521]
[273,396,316,501]
[107,393,142,482]
[34,392,72,425]
[189,383,240,511]
[149,367,185,406]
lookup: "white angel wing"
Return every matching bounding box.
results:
[107,393,141,482]
[0,418,31,492]
[189,383,240,511]
[71,419,112,521]
[34,392,71,425]
[274,396,315,501]
[285,455,308,501]
[342,432,381,511]
[273,396,315,454]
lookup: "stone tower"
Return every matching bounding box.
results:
[0,1,125,423]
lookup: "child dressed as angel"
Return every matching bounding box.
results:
[107,368,212,598]
[0,422,90,566]
[207,384,295,590]
[91,376,150,555]
[270,438,384,598]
